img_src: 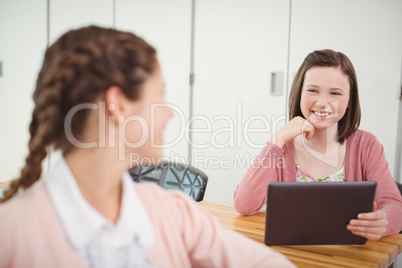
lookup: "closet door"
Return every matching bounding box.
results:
[192,0,291,204]
[0,0,47,182]
[396,67,402,182]
[49,0,114,42]
[116,0,192,164]
[46,0,114,167]
[289,0,402,175]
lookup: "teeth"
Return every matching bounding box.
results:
[314,111,329,117]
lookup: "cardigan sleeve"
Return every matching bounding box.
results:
[233,142,286,215]
[363,135,402,236]
[172,191,295,268]
[0,203,13,267]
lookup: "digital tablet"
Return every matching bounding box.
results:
[264,181,377,246]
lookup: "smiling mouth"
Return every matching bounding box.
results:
[313,111,331,117]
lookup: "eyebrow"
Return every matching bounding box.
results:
[330,88,344,92]
[305,84,345,91]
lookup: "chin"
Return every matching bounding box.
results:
[313,121,338,130]
[311,121,330,130]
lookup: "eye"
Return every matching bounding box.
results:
[307,89,318,93]
[331,92,342,96]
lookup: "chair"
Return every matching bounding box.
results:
[396,181,402,197]
[129,162,208,202]
[397,182,402,234]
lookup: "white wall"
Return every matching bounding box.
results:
[398,62,402,183]
[115,0,192,164]
[49,0,114,43]
[0,0,47,181]
[191,0,290,204]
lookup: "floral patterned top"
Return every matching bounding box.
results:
[296,162,345,182]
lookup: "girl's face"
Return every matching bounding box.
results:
[124,63,173,164]
[300,66,350,130]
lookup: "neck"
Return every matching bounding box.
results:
[303,123,339,151]
[64,147,129,223]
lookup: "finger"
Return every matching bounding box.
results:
[373,201,377,211]
[347,222,388,237]
[357,211,385,220]
[304,130,313,140]
[347,219,388,230]
[347,224,386,234]
[348,219,388,228]
[304,125,314,140]
[350,230,382,241]
[301,121,314,140]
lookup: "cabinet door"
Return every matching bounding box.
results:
[396,66,402,182]
[0,0,47,182]
[289,0,402,175]
[49,0,114,42]
[116,0,192,165]
[46,0,114,167]
[192,0,290,204]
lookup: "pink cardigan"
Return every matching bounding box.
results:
[0,181,294,268]
[234,130,402,236]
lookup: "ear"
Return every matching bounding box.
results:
[105,86,130,117]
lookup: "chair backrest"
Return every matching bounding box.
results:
[397,182,402,234]
[129,162,208,202]
[396,181,402,197]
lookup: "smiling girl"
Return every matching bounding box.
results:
[234,49,402,240]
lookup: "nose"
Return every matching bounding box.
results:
[316,93,329,108]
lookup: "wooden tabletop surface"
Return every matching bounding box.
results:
[0,181,12,189]
[198,201,402,268]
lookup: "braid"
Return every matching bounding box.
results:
[3,64,65,201]
[2,25,156,202]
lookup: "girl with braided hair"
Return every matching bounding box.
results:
[0,26,294,268]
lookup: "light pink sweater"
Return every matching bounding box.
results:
[0,181,294,268]
[234,130,402,236]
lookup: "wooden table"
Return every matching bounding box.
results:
[0,181,12,201]
[198,201,402,268]
[0,181,12,189]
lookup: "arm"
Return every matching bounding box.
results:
[233,142,285,215]
[347,135,402,239]
[234,116,314,215]
[173,192,295,268]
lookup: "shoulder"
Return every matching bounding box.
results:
[0,180,48,216]
[348,129,376,140]
[135,183,197,217]
[135,183,190,203]
[0,181,51,239]
[134,183,204,243]
[347,129,381,147]
[347,129,385,158]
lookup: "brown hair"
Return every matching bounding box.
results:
[288,49,361,143]
[3,25,157,202]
